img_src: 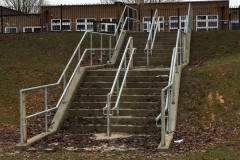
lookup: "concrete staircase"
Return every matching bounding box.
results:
[62,31,176,134]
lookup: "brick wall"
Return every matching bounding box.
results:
[0,1,232,33]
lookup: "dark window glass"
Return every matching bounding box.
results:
[62,25,70,30]
[33,28,41,32]
[52,19,60,23]
[108,25,115,32]
[77,25,85,30]
[52,25,60,30]
[77,19,85,23]
[87,19,95,22]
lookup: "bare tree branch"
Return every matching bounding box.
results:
[0,0,48,13]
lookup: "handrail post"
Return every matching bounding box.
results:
[128,8,129,30]
[44,87,48,132]
[107,94,111,137]
[78,46,80,72]
[161,90,166,147]
[129,37,133,70]
[90,33,92,55]
[101,35,103,64]
[167,89,171,134]
[109,36,112,61]
[22,92,27,143]
[147,40,150,66]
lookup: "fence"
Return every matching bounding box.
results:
[1,4,240,34]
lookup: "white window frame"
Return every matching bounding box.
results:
[101,18,116,32]
[76,18,95,31]
[51,19,71,31]
[158,16,164,32]
[5,27,18,33]
[143,17,151,32]
[143,16,164,32]
[169,16,187,31]
[196,15,218,31]
[23,26,41,32]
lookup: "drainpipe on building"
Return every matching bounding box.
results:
[178,8,180,30]
[239,5,240,30]
[221,5,224,30]
[1,6,3,33]
[61,4,63,31]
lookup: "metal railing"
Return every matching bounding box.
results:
[19,5,139,144]
[145,9,159,66]
[155,3,193,147]
[102,37,136,137]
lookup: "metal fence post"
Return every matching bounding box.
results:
[44,87,48,132]
[109,36,111,61]
[161,90,166,147]
[107,94,111,137]
[22,92,27,143]
[101,35,103,64]
[147,40,149,66]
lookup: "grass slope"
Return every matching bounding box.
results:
[0,32,111,127]
[0,31,240,159]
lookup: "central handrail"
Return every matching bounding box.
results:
[145,9,159,66]
[18,5,139,145]
[103,37,136,136]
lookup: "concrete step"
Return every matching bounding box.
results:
[68,109,158,117]
[122,45,174,50]
[133,60,171,67]
[130,57,171,62]
[118,53,172,58]
[80,82,168,88]
[71,102,159,109]
[65,124,159,133]
[85,70,170,76]
[76,95,160,102]
[121,49,173,54]
[124,41,176,46]
[68,116,156,125]
[83,76,168,82]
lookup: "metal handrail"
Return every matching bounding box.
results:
[102,17,141,115]
[103,37,135,136]
[106,37,136,136]
[115,17,140,50]
[155,3,193,147]
[19,5,139,144]
[145,9,159,66]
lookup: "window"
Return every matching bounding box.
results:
[230,21,239,30]
[51,19,71,31]
[5,27,18,33]
[76,18,95,31]
[196,15,218,31]
[143,17,151,32]
[101,18,116,33]
[169,16,186,31]
[158,16,164,32]
[23,26,41,33]
[143,16,164,32]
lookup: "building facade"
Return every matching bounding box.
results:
[1,0,238,34]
